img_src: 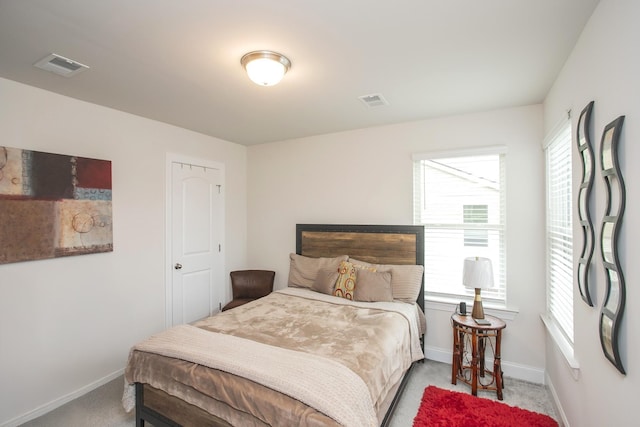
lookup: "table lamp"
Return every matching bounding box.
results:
[463,257,494,319]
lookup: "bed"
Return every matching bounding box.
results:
[124,224,426,427]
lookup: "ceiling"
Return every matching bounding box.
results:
[0,0,599,146]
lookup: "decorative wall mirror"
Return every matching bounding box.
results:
[576,101,595,306]
[599,115,626,375]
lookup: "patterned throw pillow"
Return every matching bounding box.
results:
[333,261,377,300]
[333,261,357,300]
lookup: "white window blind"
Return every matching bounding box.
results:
[413,148,506,305]
[545,120,574,343]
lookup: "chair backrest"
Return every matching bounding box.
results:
[230,270,275,299]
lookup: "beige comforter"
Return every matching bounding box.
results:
[124,288,424,427]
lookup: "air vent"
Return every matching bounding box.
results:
[34,53,89,77]
[358,93,389,108]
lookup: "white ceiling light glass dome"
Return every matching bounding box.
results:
[241,50,291,86]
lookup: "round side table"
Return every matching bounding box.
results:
[451,313,506,400]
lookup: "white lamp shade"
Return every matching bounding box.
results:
[462,257,494,290]
[241,51,291,86]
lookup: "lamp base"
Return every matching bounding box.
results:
[471,288,485,319]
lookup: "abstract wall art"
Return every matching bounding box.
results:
[0,146,112,264]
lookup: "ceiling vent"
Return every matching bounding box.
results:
[358,93,389,108]
[34,53,89,77]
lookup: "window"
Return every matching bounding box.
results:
[463,204,488,247]
[545,120,574,343]
[413,147,506,305]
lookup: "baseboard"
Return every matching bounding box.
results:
[1,368,124,427]
[425,344,453,364]
[425,344,546,384]
[545,372,570,427]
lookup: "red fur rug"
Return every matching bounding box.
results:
[413,386,558,427]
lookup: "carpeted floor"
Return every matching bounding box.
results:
[20,359,559,427]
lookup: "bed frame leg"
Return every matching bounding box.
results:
[135,383,145,427]
[134,383,181,427]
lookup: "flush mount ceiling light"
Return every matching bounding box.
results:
[241,50,291,86]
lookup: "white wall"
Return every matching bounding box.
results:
[543,0,639,425]
[247,105,548,381]
[0,78,247,426]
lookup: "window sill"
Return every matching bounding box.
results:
[425,297,519,321]
[540,313,580,379]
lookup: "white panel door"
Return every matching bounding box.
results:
[170,160,223,326]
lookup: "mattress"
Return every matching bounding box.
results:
[124,288,424,427]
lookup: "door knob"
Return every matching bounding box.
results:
[174,263,183,270]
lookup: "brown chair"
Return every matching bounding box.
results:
[222,270,275,311]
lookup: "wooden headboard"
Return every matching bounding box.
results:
[296,224,425,312]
